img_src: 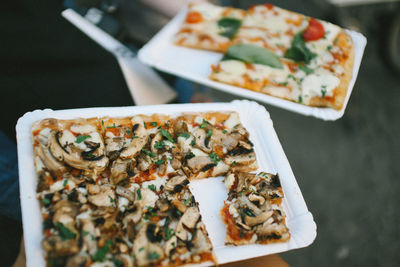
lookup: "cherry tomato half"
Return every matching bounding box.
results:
[303,18,325,41]
[186,11,203,24]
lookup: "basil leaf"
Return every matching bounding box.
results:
[284,32,316,64]
[225,44,283,69]
[161,129,174,143]
[218,17,242,39]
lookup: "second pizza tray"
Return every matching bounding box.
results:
[138,6,367,121]
[16,100,316,266]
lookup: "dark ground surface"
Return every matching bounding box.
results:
[1,0,399,266]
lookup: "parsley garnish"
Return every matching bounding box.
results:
[207,129,213,137]
[93,240,112,262]
[238,192,243,197]
[191,139,196,146]
[148,184,156,191]
[200,119,208,129]
[131,135,139,139]
[75,134,91,143]
[137,188,142,200]
[321,87,327,98]
[63,179,68,187]
[222,130,227,134]
[108,196,114,203]
[143,122,147,129]
[56,222,76,240]
[298,96,303,103]
[231,161,237,166]
[126,129,131,135]
[106,123,116,128]
[154,140,165,150]
[184,198,191,206]
[101,120,104,126]
[148,252,160,260]
[209,152,221,164]
[154,159,165,166]
[185,152,195,160]
[42,198,51,205]
[176,210,182,216]
[139,247,144,252]
[161,129,174,143]
[150,122,157,127]
[82,230,89,236]
[142,148,156,157]
[178,132,190,139]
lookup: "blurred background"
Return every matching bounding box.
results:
[1,0,399,266]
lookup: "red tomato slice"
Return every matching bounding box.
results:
[303,18,325,41]
[264,3,274,10]
[186,11,203,24]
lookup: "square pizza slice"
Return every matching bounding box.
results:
[174,2,245,52]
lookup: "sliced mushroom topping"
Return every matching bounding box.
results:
[120,117,148,159]
[137,153,152,172]
[140,188,159,209]
[211,161,229,177]
[249,193,265,205]
[174,119,188,136]
[180,207,200,229]
[164,175,189,193]
[164,235,177,256]
[48,130,108,172]
[133,223,165,266]
[210,129,241,151]
[87,184,115,207]
[255,219,289,240]
[187,156,213,173]
[115,186,135,202]
[150,132,162,154]
[123,203,142,230]
[191,227,212,254]
[105,136,125,160]
[171,158,181,169]
[110,159,129,184]
[66,254,89,267]
[52,200,79,233]
[239,196,262,215]
[42,236,79,256]
[81,220,97,254]
[171,199,187,213]
[36,145,67,177]
[225,151,257,167]
[193,128,212,153]
[114,254,134,267]
[244,210,273,227]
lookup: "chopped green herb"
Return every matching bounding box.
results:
[190,139,196,146]
[200,119,208,129]
[299,65,314,75]
[148,184,156,191]
[75,134,91,143]
[209,152,221,164]
[82,230,89,236]
[154,140,166,150]
[238,192,243,197]
[161,129,174,143]
[56,222,76,241]
[327,45,332,51]
[334,37,338,44]
[207,129,213,137]
[137,189,142,200]
[184,198,191,206]
[222,130,227,134]
[108,196,114,203]
[143,213,149,220]
[131,135,139,139]
[185,151,195,160]
[63,179,68,187]
[165,227,173,240]
[101,120,104,126]
[139,247,145,252]
[176,210,182,216]
[42,198,51,205]
[298,96,303,103]
[167,157,173,162]
[178,132,190,139]
[112,258,124,267]
[143,122,147,129]
[126,129,131,134]
[321,88,327,98]
[154,159,165,166]
[148,251,160,261]
[106,123,116,129]
[150,122,157,127]
[278,81,288,86]
[142,148,156,158]
[231,161,237,166]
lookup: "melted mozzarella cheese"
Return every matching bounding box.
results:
[223,112,240,129]
[301,71,340,100]
[191,148,208,157]
[70,124,96,134]
[141,176,167,191]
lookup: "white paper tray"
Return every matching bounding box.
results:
[138,7,367,121]
[16,100,316,267]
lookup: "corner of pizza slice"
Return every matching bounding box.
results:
[220,170,290,245]
[174,2,245,52]
[210,3,355,110]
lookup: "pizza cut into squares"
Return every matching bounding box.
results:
[220,171,290,245]
[174,2,245,52]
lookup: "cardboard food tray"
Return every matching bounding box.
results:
[16,100,316,266]
[138,7,367,121]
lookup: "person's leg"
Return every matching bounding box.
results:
[0,130,21,221]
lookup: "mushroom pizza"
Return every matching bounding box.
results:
[32,111,289,266]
